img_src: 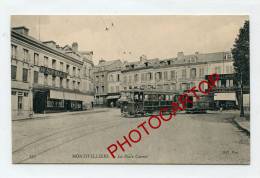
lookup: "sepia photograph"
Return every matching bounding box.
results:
[11,15,250,164]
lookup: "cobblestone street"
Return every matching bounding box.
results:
[12,108,250,164]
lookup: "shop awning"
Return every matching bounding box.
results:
[214,93,236,101]
[106,95,121,100]
[50,90,94,102]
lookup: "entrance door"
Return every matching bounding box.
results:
[17,95,23,115]
[33,91,47,113]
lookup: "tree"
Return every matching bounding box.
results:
[231,20,249,117]
[231,20,250,86]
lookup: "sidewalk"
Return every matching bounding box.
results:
[12,108,109,121]
[233,115,250,135]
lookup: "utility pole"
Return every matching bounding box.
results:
[240,71,244,117]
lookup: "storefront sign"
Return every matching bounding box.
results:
[39,66,68,78]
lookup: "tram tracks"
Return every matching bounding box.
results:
[13,117,138,163]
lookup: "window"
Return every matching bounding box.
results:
[190,68,196,79]
[230,80,233,87]
[34,71,38,83]
[170,70,176,80]
[60,62,64,71]
[18,96,23,110]
[148,73,152,80]
[24,92,28,97]
[214,66,221,74]
[22,68,28,82]
[180,83,187,90]
[78,69,80,77]
[11,91,16,95]
[110,86,114,93]
[11,65,17,80]
[23,49,29,62]
[117,74,120,82]
[199,68,204,77]
[78,82,80,89]
[124,76,127,83]
[66,64,70,73]
[52,76,56,87]
[102,86,104,93]
[66,79,69,88]
[52,59,56,69]
[11,45,17,58]
[109,74,114,82]
[171,83,176,91]
[134,74,139,82]
[60,77,63,88]
[34,53,39,65]
[156,72,162,81]
[163,71,168,80]
[44,74,48,85]
[96,86,99,93]
[226,80,230,87]
[44,56,48,67]
[189,82,195,88]
[73,67,76,76]
[129,75,132,83]
[73,80,76,89]
[141,73,145,82]
[181,69,186,79]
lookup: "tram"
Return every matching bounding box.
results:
[118,89,212,117]
[118,89,179,117]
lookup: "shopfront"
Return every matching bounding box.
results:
[213,92,238,110]
[33,89,87,113]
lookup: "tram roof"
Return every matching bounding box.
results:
[121,89,179,94]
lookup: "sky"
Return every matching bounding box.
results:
[11,15,248,65]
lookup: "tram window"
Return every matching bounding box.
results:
[140,94,143,100]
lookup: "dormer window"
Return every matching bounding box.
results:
[145,62,148,67]
[131,64,134,69]
[167,61,171,65]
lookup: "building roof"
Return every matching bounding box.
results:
[11,27,93,65]
[121,51,232,72]
[94,59,122,72]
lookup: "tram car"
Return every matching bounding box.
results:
[118,89,212,117]
[118,89,179,117]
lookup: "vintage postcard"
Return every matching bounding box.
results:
[11,15,250,164]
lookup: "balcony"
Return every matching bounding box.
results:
[39,66,68,78]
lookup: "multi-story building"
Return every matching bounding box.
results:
[121,51,234,92]
[93,59,122,106]
[120,51,237,109]
[11,26,94,119]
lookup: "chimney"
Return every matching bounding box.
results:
[72,42,78,52]
[99,59,106,64]
[12,26,29,36]
[177,52,184,59]
[139,54,147,62]
[81,51,93,61]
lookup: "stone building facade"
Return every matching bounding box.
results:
[11,26,94,120]
[121,51,234,92]
[93,59,122,106]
